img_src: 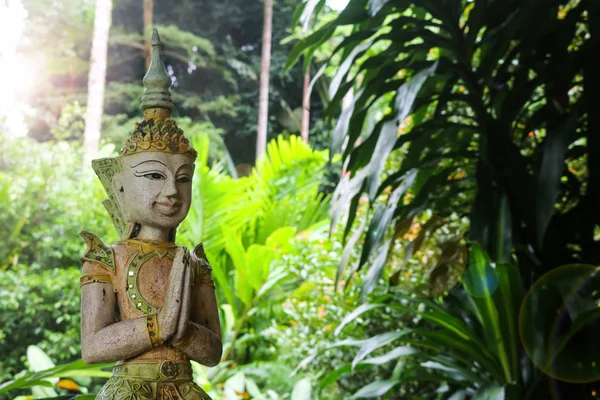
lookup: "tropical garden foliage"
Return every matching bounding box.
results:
[2,0,600,399]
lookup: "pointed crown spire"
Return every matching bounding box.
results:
[140,29,174,112]
[118,29,196,158]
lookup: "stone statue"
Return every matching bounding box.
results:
[80,29,221,400]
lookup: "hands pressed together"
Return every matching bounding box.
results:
[157,247,194,347]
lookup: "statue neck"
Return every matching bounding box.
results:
[134,225,174,243]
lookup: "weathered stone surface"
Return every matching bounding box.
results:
[80,29,222,400]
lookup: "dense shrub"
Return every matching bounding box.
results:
[0,137,115,384]
[0,137,117,270]
[0,266,81,382]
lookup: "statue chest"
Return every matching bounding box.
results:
[113,243,177,319]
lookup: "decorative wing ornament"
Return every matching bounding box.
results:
[92,157,128,237]
[80,231,116,271]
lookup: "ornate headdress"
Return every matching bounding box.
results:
[92,29,196,238]
[120,29,196,158]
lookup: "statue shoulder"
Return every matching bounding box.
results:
[79,231,116,272]
[190,243,212,279]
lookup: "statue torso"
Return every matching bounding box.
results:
[112,239,186,362]
[80,232,212,363]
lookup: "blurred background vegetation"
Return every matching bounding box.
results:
[1,0,600,399]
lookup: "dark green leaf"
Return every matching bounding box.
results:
[536,112,579,246]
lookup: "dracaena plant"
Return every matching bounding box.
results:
[287,0,594,281]
[286,0,597,398]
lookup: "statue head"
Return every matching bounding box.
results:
[93,29,196,241]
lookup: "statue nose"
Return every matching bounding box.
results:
[163,177,178,197]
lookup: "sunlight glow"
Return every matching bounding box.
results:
[0,0,38,137]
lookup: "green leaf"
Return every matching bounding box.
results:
[365,120,400,201]
[420,356,485,383]
[329,41,372,99]
[331,90,361,155]
[466,244,512,382]
[53,369,111,378]
[536,112,579,246]
[472,385,505,400]
[284,23,337,72]
[292,0,309,26]
[256,266,289,299]
[553,308,600,362]
[368,0,390,16]
[494,262,524,381]
[291,377,312,400]
[27,345,56,375]
[448,390,467,400]
[221,304,236,337]
[225,228,252,306]
[361,238,392,297]
[27,345,58,397]
[0,359,113,394]
[334,302,385,336]
[265,226,296,252]
[360,345,417,365]
[358,171,417,272]
[408,328,502,381]
[317,363,371,393]
[329,337,371,348]
[246,244,275,290]
[403,297,484,344]
[349,380,398,398]
[352,330,411,369]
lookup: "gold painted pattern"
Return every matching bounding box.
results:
[120,118,196,157]
[146,314,162,348]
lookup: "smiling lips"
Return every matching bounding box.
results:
[155,201,181,216]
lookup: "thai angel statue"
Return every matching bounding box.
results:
[79,30,221,400]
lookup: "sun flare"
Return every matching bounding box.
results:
[0,0,39,137]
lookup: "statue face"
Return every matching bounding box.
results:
[117,152,195,232]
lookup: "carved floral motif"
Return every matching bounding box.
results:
[120,119,197,157]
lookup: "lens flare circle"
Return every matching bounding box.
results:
[462,261,499,298]
[519,264,600,383]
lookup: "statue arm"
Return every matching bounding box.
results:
[176,274,222,367]
[80,261,154,363]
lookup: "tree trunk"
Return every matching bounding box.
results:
[143,0,153,70]
[300,64,310,142]
[83,0,113,164]
[300,4,314,144]
[256,0,273,161]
